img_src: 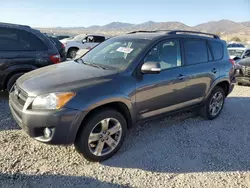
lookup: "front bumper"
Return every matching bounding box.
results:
[236,76,250,84]
[9,90,84,145]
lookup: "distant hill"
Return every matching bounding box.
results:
[38,19,250,40]
[194,19,250,34]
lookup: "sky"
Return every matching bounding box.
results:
[1,0,250,27]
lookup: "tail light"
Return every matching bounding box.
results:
[50,54,61,64]
[229,59,236,66]
[61,43,65,49]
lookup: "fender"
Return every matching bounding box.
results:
[204,75,230,101]
[67,94,136,143]
[3,64,37,87]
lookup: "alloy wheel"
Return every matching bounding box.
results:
[88,118,122,157]
[209,91,224,116]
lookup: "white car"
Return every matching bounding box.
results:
[228,47,250,60]
[60,34,106,58]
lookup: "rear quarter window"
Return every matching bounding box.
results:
[208,41,223,60]
[0,27,47,51]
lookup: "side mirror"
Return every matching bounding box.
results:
[141,62,161,74]
[82,39,87,43]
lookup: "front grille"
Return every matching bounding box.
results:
[9,85,28,123]
[11,85,28,108]
[241,65,250,77]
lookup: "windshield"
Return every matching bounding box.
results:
[72,34,86,41]
[228,49,245,57]
[80,37,150,70]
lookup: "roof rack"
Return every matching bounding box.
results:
[0,22,31,28]
[127,30,160,34]
[127,30,220,39]
[168,30,220,39]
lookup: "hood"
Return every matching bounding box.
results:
[17,61,117,96]
[238,57,250,66]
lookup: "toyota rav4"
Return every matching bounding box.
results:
[9,30,235,162]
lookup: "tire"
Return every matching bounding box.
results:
[199,86,225,120]
[6,73,24,92]
[75,109,127,162]
[67,48,78,59]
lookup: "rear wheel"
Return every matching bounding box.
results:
[199,86,225,120]
[75,109,127,162]
[6,73,24,92]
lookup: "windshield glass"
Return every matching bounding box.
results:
[228,49,245,57]
[72,34,86,41]
[80,37,150,70]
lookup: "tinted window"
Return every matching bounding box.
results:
[245,50,250,57]
[0,27,47,51]
[209,41,223,60]
[144,39,182,70]
[93,36,105,43]
[184,40,208,65]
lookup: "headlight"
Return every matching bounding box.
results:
[32,92,75,110]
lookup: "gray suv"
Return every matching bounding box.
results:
[9,30,235,162]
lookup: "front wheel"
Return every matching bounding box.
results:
[199,86,225,120]
[75,109,127,162]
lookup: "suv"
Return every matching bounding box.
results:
[9,30,235,162]
[0,23,60,91]
[46,35,67,62]
[60,34,106,59]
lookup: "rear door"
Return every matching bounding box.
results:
[183,39,223,103]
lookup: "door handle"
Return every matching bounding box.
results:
[211,68,218,74]
[177,74,185,80]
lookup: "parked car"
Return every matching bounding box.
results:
[9,30,235,162]
[60,34,106,59]
[0,23,60,92]
[46,35,67,62]
[227,43,245,48]
[229,48,250,85]
[228,47,250,60]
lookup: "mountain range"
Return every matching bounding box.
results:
[40,19,250,39]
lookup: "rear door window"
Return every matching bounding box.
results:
[184,39,208,65]
[0,27,47,51]
[208,41,223,60]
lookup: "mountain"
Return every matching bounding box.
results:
[129,21,193,31]
[194,19,250,34]
[39,19,250,38]
[241,21,250,27]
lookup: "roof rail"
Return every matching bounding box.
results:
[0,22,31,28]
[167,30,220,39]
[127,30,220,39]
[127,30,159,34]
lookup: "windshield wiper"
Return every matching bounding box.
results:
[74,59,107,70]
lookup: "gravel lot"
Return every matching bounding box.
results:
[1,86,250,188]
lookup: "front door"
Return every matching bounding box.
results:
[135,39,188,120]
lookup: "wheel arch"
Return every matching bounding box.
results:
[68,99,136,144]
[3,65,37,90]
[205,77,231,101]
